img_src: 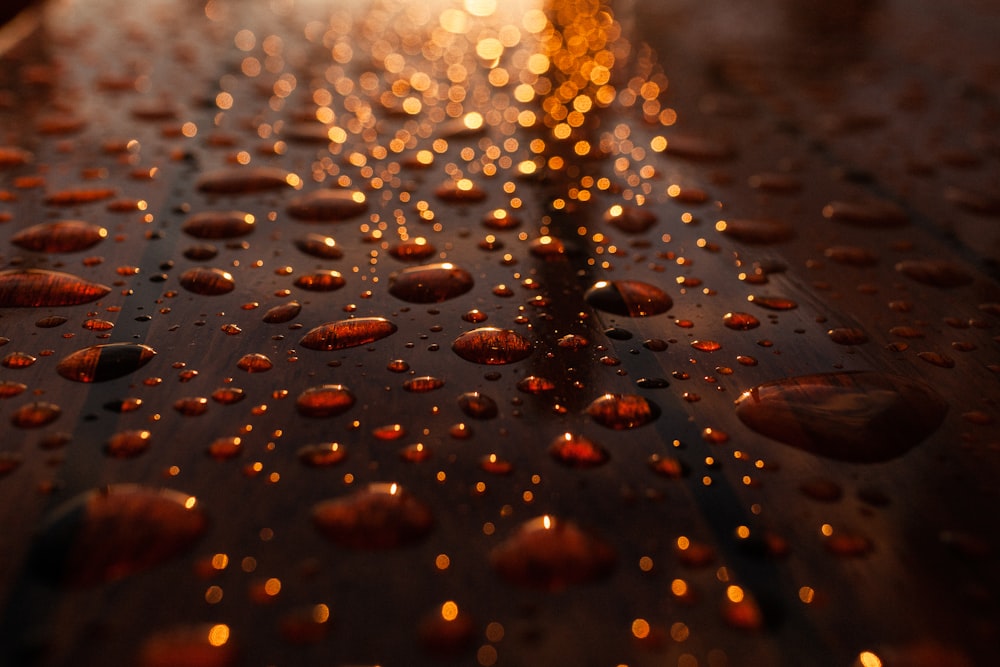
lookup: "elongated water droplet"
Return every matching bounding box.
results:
[294,233,342,259]
[197,167,300,194]
[490,516,615,590]
[29,484,206,586]
[586,394,661,429]
[435,179,486,203]
[294,271,345,292]
[2,351,36,369]
[585,280,672,317]
[517,375,555,393]
[211,387,245,405]
[483,208,520,230]
[403,376,445,393]
[0,146,32,167]
[824,245,878,266]
[44,187,116,206]
[723,312,760,330]
[457,392,498,419]
[12,220,108,253]
[296,385,355,417]
[300,317,397,351]
[747,294,797,310]
[389,238,436,261]
[263,300,301,324]
[287,190,367,221]
[12,402,61,428]
[182,211,255,239]
[549,432,609,467]
[452,327,533,364]
[605,205,656,234]
[179,268,235,295]
[298,442,347,467]
[827,328,869,345]
[106,430,152,458]
[0,269,111,307]
[734,372,947,462]
[312,483,433,548]
[822,199,908,227]
[895,260,973,288]
[57,343,156,382]
[717,218,794,244]
[388,263,474,303]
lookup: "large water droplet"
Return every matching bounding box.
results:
[12,220,108,253]
[452,327,533,364]
[197,167,300,194]
[300,317,397,351]
[179,268,235,295]
[490,516,615,590]
[0,269,111,307]
[312,483,433,548]
[287,190,368,221]
[29,484,207,586]
[585,280,672,317]
[734,372,947,462]
[296,385,356,417]
[388,263,474,303]
[56,343,156,382]
[586,394,661,429]
[182,211,256,239]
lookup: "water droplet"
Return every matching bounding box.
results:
[482,208,520,230]
[12,402,61,428]
[211,387,246,405]
[12,220,108,253]
[179,268,235,295]
[29,484,206,586]
[636,377,670,389]
[735,372,947,462]
[298,442,347,467]
[197,167,300,194]
[824,245,879,266]
[403,376,445,393]
[294,271,345,292]
[517,375,555,393]
[262,300,301,324]
[824,531,873,557]
[389,238,436,261]
[207,437,242,460]
[822,199,908,227]
[236,353,273,373]
[182,211,256,239]
[106,430,152,458]
[648,454,688,478]
[0,269,111,307]
[691,340,722,352]
[490,516,616,589]
[605,205,656,234]
[2,351,36,369]
[917,351,955,368]
[717,219,794,244]
[0,146,32,167]
[0,381,28,398]
[895,260,973,288]
[44,187,116,207]
[401,443,432,463]
[388,263,474,303]
[827,328,869,345]
[300,317,397,351]
[312,483,433,548]
[452,327,533,364]
[549,432,609,467]
[747,295,798,310]
[528,235,567,260]
[457,392,498,419]
[799,477,843,502]
[174,397,209,416]
[723,312,760,330]
[419,602,475,655]
[435,179,486,203]
[294,233,343,259]
[56,343,156,382]
[586,394,660,429]
[137,624,237,667]
[287,189,368,221]
[462,309,488,323]
[585,280,672,317]
[660,134,734,160]
[184,244,219,261]
[296,385,356,417]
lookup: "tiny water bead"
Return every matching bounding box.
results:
[549,432,609,467]
[388,263,474,303]
[28,485,207,587]
[452,327,533,364]
[312,483,433,548]
[12,220,108,253]
[295,385,356,417]
[56,343,156,382]
[286,189,368,222]
[181,211,256,239]
[299,317,397,351]
[490,516,616,590]
[179,268,235,296]
[584,280,673,317]
[0,269,111,307]
[586,394,661,429]
[735,372,948,462]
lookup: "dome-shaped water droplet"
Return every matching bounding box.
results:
[294,271,345,292]
[312,483,433,548]
[388,263,474,303]
[262,300,301,324]
[586,394,661,429]
[716,218,794,244]
[734,372,947,462]
[197,167,300,194]
[895,259,973,288]
[388,238,437,261]
[12,402,61,428]
[299,317,397,351]
[457,392,498,419]
[294,233,343,259]
[56,342,156,382]
[237,353,273,372]
[827,328,869,345]
[137,624,237,667]
[403,376,445,393]
[723,312,760,330]
[296,384,356,417]
[585,280,672,317]
[452,327,533,364]
[605,205,656,234]
[747,294,798,310]
[823,245,879,266]
[435,179,487,203]
[287,189,367,221]
[12,220,108,253]
[0,269,111,307]
[29,484,206,587]
[179,268,235,295]
[106,429,152,458]
[822,199,908,227]
[182,211,256,239]
[298,442,347,467]
[549,432,609,467]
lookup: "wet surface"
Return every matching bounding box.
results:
[1,0,999,666]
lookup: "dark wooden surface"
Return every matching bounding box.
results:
[1,1,998,666]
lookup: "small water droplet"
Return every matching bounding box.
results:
[827,328,869,345]
[691,340,722,352]
[389,238,437,261]
[56,343,156,382]
[312,483,433,548]
[182,211,256,239]
[452,327,533,364]
[482,208,520,230]
[236,353,273,373]
[262,300,301,324]
[403,376,445,393]
[587,394,660,429]
[106,430,152,458]
[211,387,246,405]
[917,351,956,368]
[722,312,760,330]
[822,199,908,227]
[823,245,879,266]
[300,317,397,351]
[517,375,555,393]
[648,454,687,478]
[549,432,609,467]
[895,260,973,288]
[717,218,793,244]
[585,280,672,317]
[435,179,486,203]
[462,309,488,323]
[29,484,207,586]
[11,402,61,428]
[298,442,347,467]
[287,189,368,221]
[0,381,28,398]
[735,372,947,462]
[490,516,616,590]
[0,269,111,307]
[173,397,209,416]
[197,167,300,194]
[44,187,116,207]
[179,268,235,296]
[605,205,656,234]
[207,437,242,460]
[457,392,498,419]
[137,624,237,667]
[747,295,797,310]
[294,233,343,259]
[294,271,345,292]
[389,263,474,303]
[12,220,108,253]
[296,385,356,417]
